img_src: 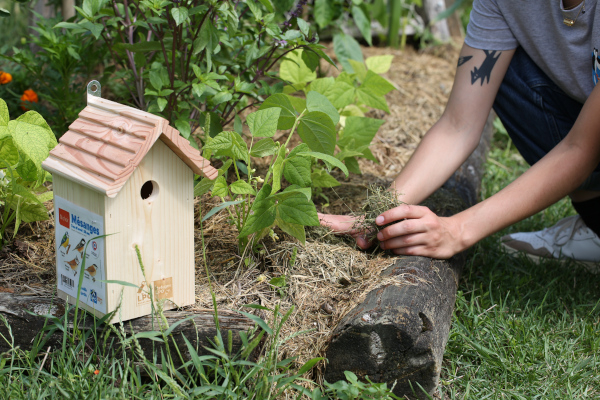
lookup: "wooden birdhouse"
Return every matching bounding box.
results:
[42,81,217,323]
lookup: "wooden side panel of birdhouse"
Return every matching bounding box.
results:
[104,140,195,323]
[52,175,108,319]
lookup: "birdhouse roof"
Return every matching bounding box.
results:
[42,96,218,198]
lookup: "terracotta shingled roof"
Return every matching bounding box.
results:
[42,96,218,198]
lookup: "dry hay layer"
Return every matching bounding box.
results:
[0,45,459,386]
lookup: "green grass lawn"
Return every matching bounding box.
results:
[441,122,600,399]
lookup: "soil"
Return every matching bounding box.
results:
[0,44,460,388]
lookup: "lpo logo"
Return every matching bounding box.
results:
[92,241,98,251]
[58,208,70,229]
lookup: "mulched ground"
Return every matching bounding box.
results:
[0,44,460,389]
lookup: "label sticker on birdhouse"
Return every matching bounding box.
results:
[154,277,173,300]
[54,196,106,314]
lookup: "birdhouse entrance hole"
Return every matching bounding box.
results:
[141,180,159,201]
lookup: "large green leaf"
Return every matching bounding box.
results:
[297,112,336,155]
[356,86,389,113]
[211,176,229,198]
[313,0,338,28]
[13,199,49,223]
[297,151,349,177]
[283,153,311,187]
[259,94,299,130]
[250,138,278,157]
[194,177,214,197]
[239,184,276,238]
[0,98,8,127]
[275,212,306,244]
[246,108,280,137]
[230,180,256,196]
[311,169,340,188]
[338,116,385,148]
[279,50,317,85]
[351,6,372,46]
[306,91,339,125]
[171,7,189,26]
[271,146,286,194]
[333,33,363,73]
[277,193,319,227]
[361,70,395,96]
[8,111,57,177]
[205,131,250,164]
[366,55,394,74]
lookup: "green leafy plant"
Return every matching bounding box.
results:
[1,14,109,135]
[56,0,334,144]
[0,98,56,250]
[197,49,395,253]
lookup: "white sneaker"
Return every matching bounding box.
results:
[501,215,600,272]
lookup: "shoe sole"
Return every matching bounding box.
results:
[501,243,600,274]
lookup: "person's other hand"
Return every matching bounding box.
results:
[317,213,373,249]
[375,204,463,259]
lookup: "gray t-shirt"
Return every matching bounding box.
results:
[465,0,600,104]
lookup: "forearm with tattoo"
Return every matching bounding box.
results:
[457,50,502,86]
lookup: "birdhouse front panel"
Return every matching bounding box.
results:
[104,139,195,322]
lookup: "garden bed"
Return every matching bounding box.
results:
[0,44,459,388]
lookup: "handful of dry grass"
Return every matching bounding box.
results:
[351,185,405,241]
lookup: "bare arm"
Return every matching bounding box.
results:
[390,45,514,204]
[377,52,600,258]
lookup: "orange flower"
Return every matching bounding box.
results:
[0,72,12,85]
[94,369,99,375]
[20,89,38,111]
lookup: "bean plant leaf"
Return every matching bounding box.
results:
[211,176,228,198]
[362,70,395,96]
[194,177,214,197]
[333,32,363,73]
[275,211,306,244]
[205,131,250,164]
[239,184,276,238]
[311,169,340,188]
[271,146,286,194]
[279,50,317,85]
[344,156,361,174]
[306,91,339,125]
[298,151,349,177]
[246,108,280,137]
[297,112,336,155]
[348,59,367,82]
[356,87,388,113]
[283,153,311,188]
[15,199,50,223]
[250,138,278,157]
[351,6,372,46]
[338,116,385,148]
[277,193,319,227]
[259,94,298,130]
[230,180,256,196]
[366,55,394,74]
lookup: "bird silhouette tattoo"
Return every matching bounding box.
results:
[471,50,501,86]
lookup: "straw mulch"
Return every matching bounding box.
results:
[0,44,459,385]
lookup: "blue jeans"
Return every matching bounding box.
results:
[493,47,600,191]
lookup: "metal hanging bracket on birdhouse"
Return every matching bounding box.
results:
[87,80,101,104]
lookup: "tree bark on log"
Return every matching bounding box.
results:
[324,113,495,399]
[0,293,255,363]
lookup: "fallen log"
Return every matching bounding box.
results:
[0,293,256,363]
[324,113,495,399]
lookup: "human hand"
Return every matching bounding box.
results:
[375,204,464,259]
[317,213,373,249]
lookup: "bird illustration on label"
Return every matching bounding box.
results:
[65,256,80,275]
